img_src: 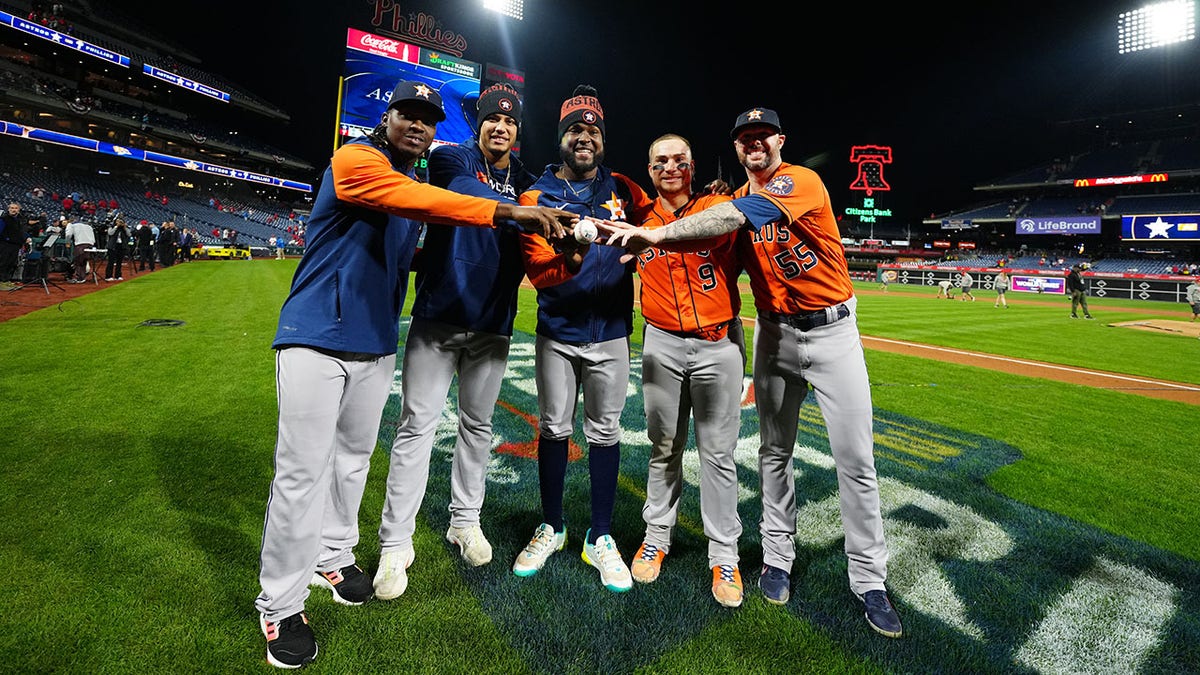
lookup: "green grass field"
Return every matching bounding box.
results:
[0,260,1196,673]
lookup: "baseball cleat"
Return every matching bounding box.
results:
[581,529,632,592]
[260,611,317,669]
[310,564,372,605]
[446,524,493,566]
[630,541,665,583]
[512,523,566,577]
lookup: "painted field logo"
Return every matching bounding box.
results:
[378,321,1198,673]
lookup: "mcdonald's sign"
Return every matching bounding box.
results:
[1073,172,1169,187]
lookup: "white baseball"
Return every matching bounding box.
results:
[574,218,598,244]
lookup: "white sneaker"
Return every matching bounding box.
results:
[580,529,632,592]
[512,523,566,577]
[373,548,415,600]
[445,525,492,566]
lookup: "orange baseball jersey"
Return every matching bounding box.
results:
[732,162,853,313]
[633,193,741,337]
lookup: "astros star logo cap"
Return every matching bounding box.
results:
[731,107,782,139]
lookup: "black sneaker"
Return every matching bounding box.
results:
[857,589,903,638]
[310,564,373,605]
[758,564,791,605]
[260,611,317,669]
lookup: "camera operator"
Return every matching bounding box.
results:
[64,215,96,283]
[104,217,131,281]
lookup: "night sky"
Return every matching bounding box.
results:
[102,0,1200,229]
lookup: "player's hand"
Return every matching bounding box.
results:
[507,205,576,239]
[592,218,658,263]
[701,178,732,195]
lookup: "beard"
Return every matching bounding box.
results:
[739,150,775,173]
[559,143,605,176]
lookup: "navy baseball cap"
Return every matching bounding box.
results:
[387,80,446,121]
[730,107,782,139]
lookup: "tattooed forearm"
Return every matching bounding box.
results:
[660,201,746,242]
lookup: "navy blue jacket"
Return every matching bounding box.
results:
[519,164,647,344]
[410,142,536,335]
[272,136,501,355]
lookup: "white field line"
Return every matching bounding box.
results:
[862,336,1200,393]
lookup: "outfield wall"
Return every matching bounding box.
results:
[877,265,1196,303]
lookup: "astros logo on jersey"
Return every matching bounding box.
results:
[764,176,794,196]
[603,193,626,221]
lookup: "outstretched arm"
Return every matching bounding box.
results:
[495,203,575,240]
[598,200,748,250]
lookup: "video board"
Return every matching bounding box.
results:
[337,28,482,150]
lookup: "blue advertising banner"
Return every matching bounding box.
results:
[340,28,480,148]
[0,121,311,192]
[142,65,231,103]
[1121,214,1200,241]
[1,10,130,67]
[1015,216,1101,235]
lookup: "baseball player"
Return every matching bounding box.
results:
[624,133,746,608]
[510,84,652,593]
[936,279,954,299]
[374,84,537,600]
[600,107,903,638]
[959,271,976,301]
[255,80,573,669]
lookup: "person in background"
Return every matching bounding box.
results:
[178,227,194,262]
[959,271,976,301]
[104,217,130,281]
[134,220,155,272]
[374,83,538,600]
[254,79,574,670]
[599,106,903,638]
[275,233,286,260]
[510,84,651,593]
[1067,263,1093,319]
[64,215,95,283]
[157,220,179,267]
[1185,276,1199,322]
[0,201,31,284]
[623,133,746,608]
[993,269,1010,308]
[936,279,954,299]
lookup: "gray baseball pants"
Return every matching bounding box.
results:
[752,297,889,595]
[256,347,395,621]
[378,317,511,553]
[640,324,743,567]
[534,335,629,444]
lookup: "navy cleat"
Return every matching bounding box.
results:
[758,564,790,605]
[857,589,903,638]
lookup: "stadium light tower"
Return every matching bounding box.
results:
[1118,0,1196,53]
[482,0,523,20]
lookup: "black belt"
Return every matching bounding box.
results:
[655,320,731,342]
[760,303,850,331]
